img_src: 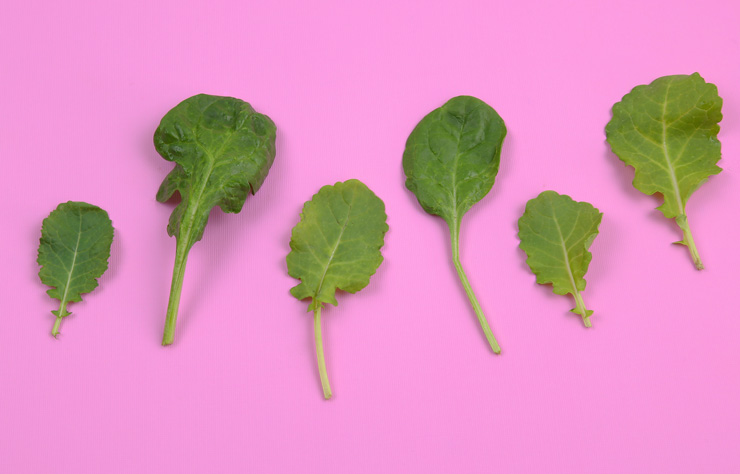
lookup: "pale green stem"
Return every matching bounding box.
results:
[680,216,704,270]
[573,291,591,328]
[314,307,332,399]
[51,303,66,337]
[162,239,190,346]
[449,222,501,354]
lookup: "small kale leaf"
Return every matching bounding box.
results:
[37,201,114,337]
[287,180,388,399]
[402,95,506,353]
[605,73,722,270]
[518,191,603,327]
[155,94,277,345]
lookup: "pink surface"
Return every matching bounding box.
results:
[1,0,739,472]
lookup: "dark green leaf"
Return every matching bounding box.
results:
[37,201,114,336]
[155,94,277,345]
[402,95,506,353]
[403,95,506,226]
[155,94,277,248]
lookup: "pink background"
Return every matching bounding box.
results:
[1,0,739,472]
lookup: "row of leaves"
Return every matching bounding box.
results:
[37,73,723,399]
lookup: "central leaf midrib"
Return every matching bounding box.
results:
[179,130,237,248]
[660,81,685,216]
[314,202,353,299]
[551,211,578,297]
[450,111,469,222]
[59,209,83,309]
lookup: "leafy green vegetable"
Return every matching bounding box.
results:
[37,201,114,337]
[517,191,603,327]
[402,95,506,354]
[155,94,277,345]
[287,180,388,399]
[605,73,722,270]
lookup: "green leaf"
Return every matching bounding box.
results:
[605,73,722,270]
[154,94,277,345]
[402,95,506,354]
[37,201,114,337]
[517,191,603,328]
[287,180,388,399]
[402,95,506,224]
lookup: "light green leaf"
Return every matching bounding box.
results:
[402,95,506,353]
[154,94,277,345]
[518,191,603,328]
[37,201,114,337]
[287,179,388,399]
[605,73,722,270]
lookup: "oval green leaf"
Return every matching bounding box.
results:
[402,95,506,354]
[287,179,388,399]
[403,95,506,225]
[518,191,603,327]
[37,201,114,337]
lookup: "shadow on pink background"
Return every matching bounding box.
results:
[1,0,738,472]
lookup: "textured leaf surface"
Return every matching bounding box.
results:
[402,95,506,352]
[287,180,388,311]
[518,191,602,327]
[154,93,277,250]
[605,73,722,269]
[155,94,277,345]
[37,201,114,324]
[402,95,506,227]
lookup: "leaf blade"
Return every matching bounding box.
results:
[287,180,388,311]
[402,95,506,226]
[154,94,277,249]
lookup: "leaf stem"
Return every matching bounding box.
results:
[678,215,704,270]
[314,307,332,399]
[51,301,69,337]
[52,317,62,336]
[162,239,190,346]
[52,316,62,336]
[573,291,591,328]
[449,222,501,354]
